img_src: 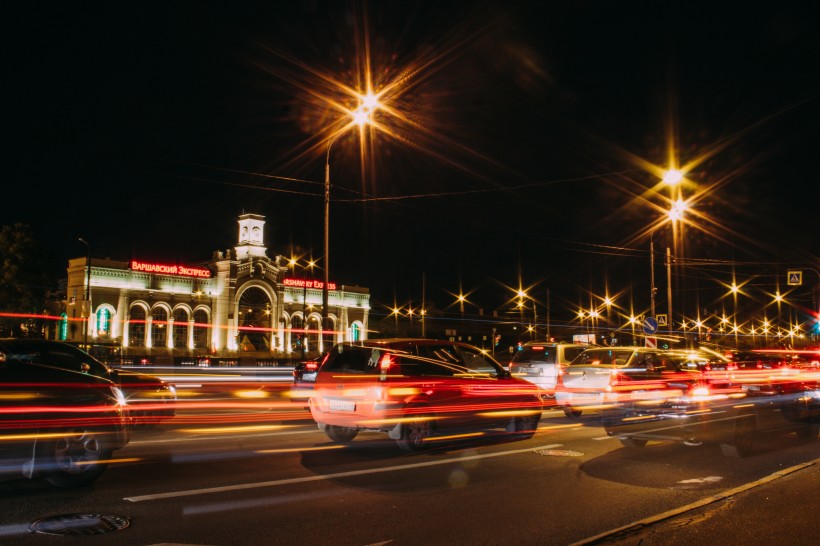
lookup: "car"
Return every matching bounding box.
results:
[0,339,176,426]
[508,342,590,399]
[553,347,676,418]
[290,354,326,407]
[601,356,820,457]
[309,339,543,451]
[0,350,131,487]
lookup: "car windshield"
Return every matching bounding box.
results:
[0,341,110,376]
[570,349,642,366]
[512,346,557,364]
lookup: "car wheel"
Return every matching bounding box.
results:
[563,406,582,418]
[511,412,541,439]
[796,423,820,442]
[325,425,358,443]
[41,428,112,487]
[618,437,647,448]
[396,416,433,452]
[720,414,756,458]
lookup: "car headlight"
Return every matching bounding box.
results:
[111,386,128,407]
[167,385,177,398]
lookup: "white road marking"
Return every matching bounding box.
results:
[124,443,562,502]
[130,428,317,445]
[677,476,723,484]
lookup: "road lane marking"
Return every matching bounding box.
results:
[123,443,562,502]
[129,429,317,445]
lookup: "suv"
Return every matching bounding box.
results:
[508,342,590,399]
[309,339,543,451]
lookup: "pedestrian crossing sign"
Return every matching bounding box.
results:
[787,270,802,286]
[656,314,668,326]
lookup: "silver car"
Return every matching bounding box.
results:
[508,342,590,399]
[554,347,670,418]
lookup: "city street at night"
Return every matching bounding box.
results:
[2,1,819,544]
[2,386,819,545]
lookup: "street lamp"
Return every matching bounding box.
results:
[322,92,380,350]
[78,237,91,348]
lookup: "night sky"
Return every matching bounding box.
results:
[4,1,819,325]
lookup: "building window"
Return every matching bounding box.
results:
[96,308,111,337]
[352,322,361,342]
[307,315,321,353]
[173,308,189,349]
[193,309,209,349]
[130,307,146,347]
[58,313,68,341]
[152,307,168,348]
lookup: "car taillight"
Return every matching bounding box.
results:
[688,384,710,398]
[305,361,318,372]
[605,371,629,392]
[379,353,393,372]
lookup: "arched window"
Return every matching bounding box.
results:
[130,307,146,347]
[290,315,304,352]
[193,309,209,349]
[173,308,189,349]
[96,308,111,337]
[351,322,361,342]
[307,315,321,353]
[152,307,168,348]
[58,313,68,341]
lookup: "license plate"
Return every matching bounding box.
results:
[301,372,317,382]
[521,367,542,375]
[572,392,602,401]
[328,398,356,411]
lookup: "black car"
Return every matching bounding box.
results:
[0,339,176,426]
[0,352,131,487]
[290,354,326,407]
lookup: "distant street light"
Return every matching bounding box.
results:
[662,169,683,186]
[78,237,91,348]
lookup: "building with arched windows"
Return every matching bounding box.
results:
[61,213,369,361]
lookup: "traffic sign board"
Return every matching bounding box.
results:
[645,337,657,349]
[787,270,802,286]
[656,314,668,326]
[642,317,658,335]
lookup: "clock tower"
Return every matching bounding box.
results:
[235,213,267,259]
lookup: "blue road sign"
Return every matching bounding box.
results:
[643,317,659,335]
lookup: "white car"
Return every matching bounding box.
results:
[554,347,670,417]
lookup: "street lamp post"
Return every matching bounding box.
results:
[78,237,91,348]
[321,92,380,352]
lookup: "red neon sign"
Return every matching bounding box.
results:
[282,277,337,290]
[130,260,211,278]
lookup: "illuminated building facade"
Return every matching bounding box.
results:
[63,213,369,358]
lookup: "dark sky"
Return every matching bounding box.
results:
[4,1,819,324]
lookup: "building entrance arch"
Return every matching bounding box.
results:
[236,285,275,352]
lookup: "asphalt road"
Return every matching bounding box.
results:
[1,399,818,545]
